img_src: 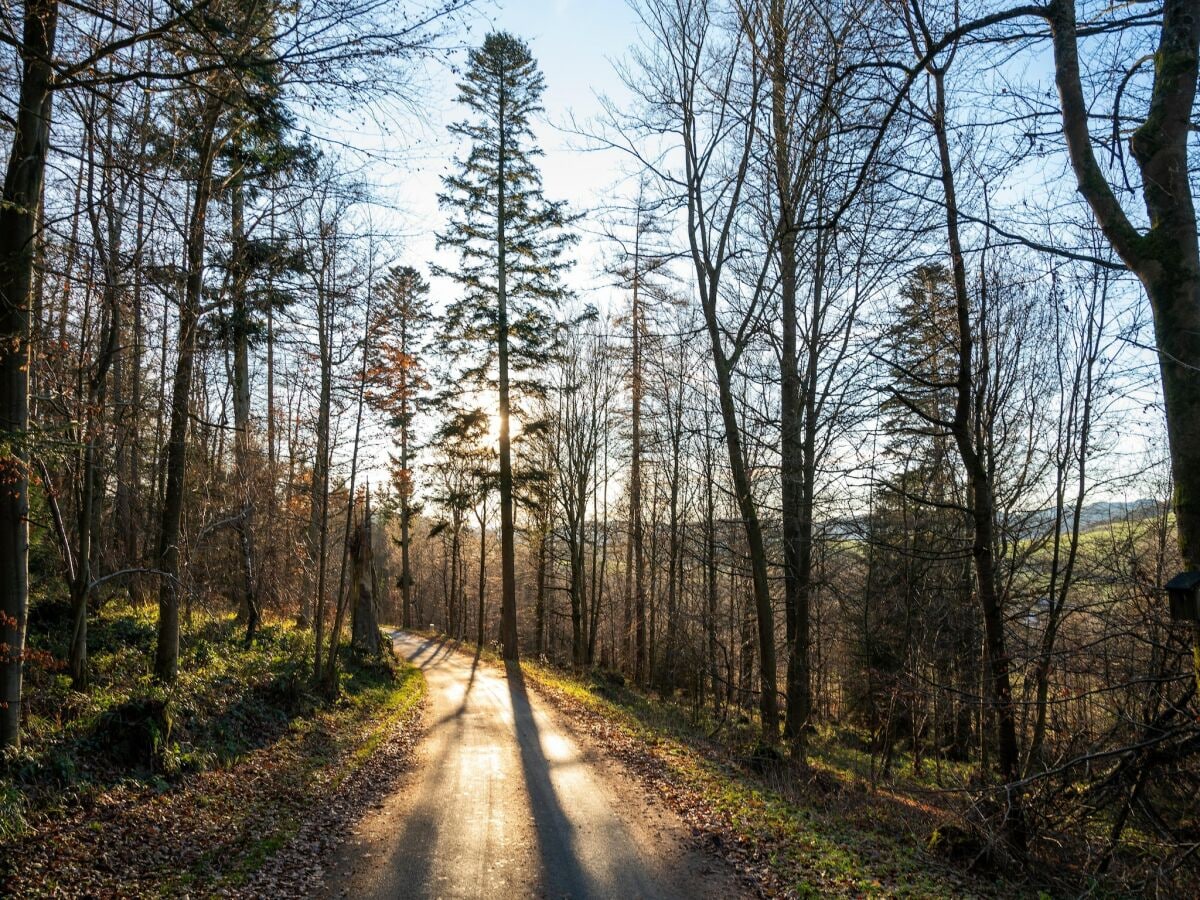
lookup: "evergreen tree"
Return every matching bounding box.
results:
[434,31,575,661]
[875,264,981,768]
[367,265,435,629]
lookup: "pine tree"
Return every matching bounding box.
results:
[367,265,435,629]
[434,32,575,662]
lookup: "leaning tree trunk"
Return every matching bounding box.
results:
[708,345,780,741]
[1048,0,1200,646]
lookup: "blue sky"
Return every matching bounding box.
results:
[324,0,642,477]
[327,0,1165,503]
[377,0,642,315]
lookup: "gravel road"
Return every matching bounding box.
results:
[324,631,749,899]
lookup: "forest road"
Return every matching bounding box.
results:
[323,631,749,900]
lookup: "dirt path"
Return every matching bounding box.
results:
[324,632,750,899]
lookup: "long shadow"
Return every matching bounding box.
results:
[394,632,457,669]
[430,645,485,727]
[363,635,448,899]
[400,635,437,665]
[506,660,596,898]
[467,645,481,692]
[374,804,439,899]
[425,635,464,666]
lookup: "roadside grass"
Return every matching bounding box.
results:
[528,660,1044,898]
[1,602,425,897]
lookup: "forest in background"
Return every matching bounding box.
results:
[3,0,1200,893]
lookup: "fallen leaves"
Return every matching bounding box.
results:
[239,698,425,898]
[520,668,1000,900]
[2,679,427,899]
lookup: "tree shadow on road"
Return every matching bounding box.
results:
[506,660,596,898]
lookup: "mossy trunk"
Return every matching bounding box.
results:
[0,0,57,748]
[351,510,382,658]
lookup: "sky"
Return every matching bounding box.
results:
[313,0,643,483]
[318,0,1166,506]
[372,0,643,317]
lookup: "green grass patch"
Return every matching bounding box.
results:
[513,656,1026,899]
[2,603,426,898]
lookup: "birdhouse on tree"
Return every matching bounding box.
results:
[1165,571,1200,622]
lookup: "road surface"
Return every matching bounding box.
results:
[325,632,748,899]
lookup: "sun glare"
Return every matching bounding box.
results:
[485,409,521,447]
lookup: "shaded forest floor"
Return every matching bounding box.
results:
[432,633,1072,899]
[0,604,425,897]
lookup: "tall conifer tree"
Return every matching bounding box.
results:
[435,31,574,661]
[368,265,435,629]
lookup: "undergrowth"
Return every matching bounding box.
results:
[0,600,424,895]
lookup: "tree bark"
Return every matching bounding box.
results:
[154,96,222,683]
[230,172,259,644]
[630,206,647,684]
[767,0,810,753]
[496,75,519,662]
[929,62,1024,848]
[350,497,382,656]
[0,0,57,748]
[706,339,779,739]
[476,505,487,648]
[1047,0,1200,581]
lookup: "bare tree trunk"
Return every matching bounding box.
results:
[535,522,548,656]
[70,146,123,686]
[448,525,460,635]
[927,61,1024,847]
[399,424,413,628]
[325,275,374,688]
[305,287,333,633]
[351,493,382,656]
[659,359,683,692]
[154,96,222,683]
[767,0,810,756]
[630,223,646,683]
[0,0,57,747]
[705,439,719,710]
[666,0,777,738]
[118,126,149,606]
[1026,271,1104,773]
[588,420,609,666]
[707,349,779,739]
[1047,0,1200,613]
[476,504,487,648]
[230,172,259,644]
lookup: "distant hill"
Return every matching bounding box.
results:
[820,498,1162,542]
[1024,498,1161,535]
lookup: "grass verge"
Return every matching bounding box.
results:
[0,603,425,898]
[530,662,1038,897]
